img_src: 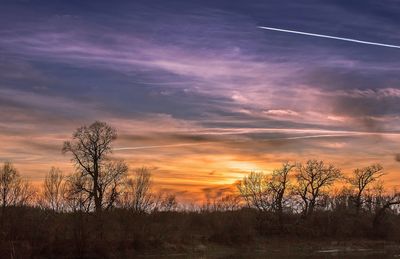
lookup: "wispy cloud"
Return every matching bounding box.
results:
[1,0,400,201]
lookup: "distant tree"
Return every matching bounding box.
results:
[326,186,353,212]
[269,162,294,224]
[237,163,294,215]
[159,193,179,212]
[62,121,128,212]
[0,162,35,210]
[237,171,270,212]
[373,191,400,230]
[212,194,241,212]
[0,162,19,210]
[161,194,178,211]
[121,167,154,213]
[294,160,341,217]
[347,164,384,213]
[40,167,65,211]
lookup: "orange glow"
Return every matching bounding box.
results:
[2,118,400,203]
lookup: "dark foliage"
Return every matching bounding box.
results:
[0,205,400,258]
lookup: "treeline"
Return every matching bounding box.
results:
[236,161,400,226]
[1,121,400,258]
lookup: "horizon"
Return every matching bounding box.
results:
[2,0,400,203]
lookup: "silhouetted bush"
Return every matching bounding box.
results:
[1,205,400,258]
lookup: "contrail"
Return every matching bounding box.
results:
[112,132,392,151]
[258,26,400,49]
[113,142,214,151]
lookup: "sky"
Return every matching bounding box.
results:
[1,0,400,202]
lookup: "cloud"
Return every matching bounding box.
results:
[338,88,400,99]
[264,109,299,117]
[1,0,400,201]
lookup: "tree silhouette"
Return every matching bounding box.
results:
[62,121,128,212]
[122,167,154,213]
[269,162,294,225]
[0,162,34,209]
[347,164,384,214]
[40,167,65,211]
[237,171,271,212]
[294,160,341,217]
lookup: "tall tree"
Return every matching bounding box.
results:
[63,121,128,212]
[294,160,341,217]
[269,162,294,224]
[347,164,384,213]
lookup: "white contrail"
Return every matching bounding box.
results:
[113,142,214,151]
[112,132,395,151]
[258,26,400,49]
[113,130,400,151]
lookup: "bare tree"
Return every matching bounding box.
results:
[64,172,93,212]
[0,162,19,210]
[212,194,241,212]
[373,191,400,230]
[121,167,154,213]
[0,162,35,210]
[237,163,294,215]
[62,121,128,212]
[149,192,179,212]
[159,193,179,212]
[326,187,353,212]
[100,161,129,210]
[40,167,65,211]
[347,164,384,213]
[294,160,341,217]
[269,162,294,224]
[237,171,271,212]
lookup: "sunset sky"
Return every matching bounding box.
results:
[2,0,400,202]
